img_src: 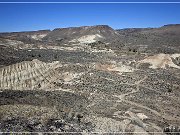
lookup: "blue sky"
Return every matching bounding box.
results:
[0,1,180,32]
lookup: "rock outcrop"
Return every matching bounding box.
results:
[0,59,61,90]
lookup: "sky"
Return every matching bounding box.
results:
[0,0,180,32]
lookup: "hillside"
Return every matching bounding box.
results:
[43,25,120,43]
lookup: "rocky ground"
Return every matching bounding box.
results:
[0,25,180,134]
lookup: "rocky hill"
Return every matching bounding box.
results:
[117,24,180,53]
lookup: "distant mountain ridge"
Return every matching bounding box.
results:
[0,30,51,44]
[116,24,180,53]
[43,25,120,43]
